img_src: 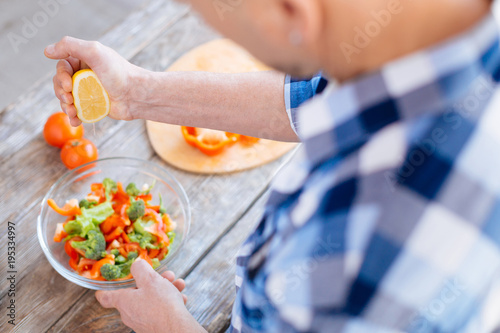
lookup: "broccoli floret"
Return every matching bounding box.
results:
[103,178,117,201]
[100,263,121,281]
[127,251,138,261]
[158,194,166,215]
[64,202,114,238]
[126,199,145,221]
[128,218,159,249]
[115,255,127,264]
[71,230,106,260]
[126,183,140,197]
[79,199,97,209]
[110,249,120,257]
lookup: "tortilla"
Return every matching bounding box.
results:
[146,39,298,174]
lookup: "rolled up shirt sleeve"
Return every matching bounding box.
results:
[284,73,329,135]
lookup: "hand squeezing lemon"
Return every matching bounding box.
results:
[72,69,110,123]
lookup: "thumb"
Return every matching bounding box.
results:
[45,36,101,69]
[131,257,160,289]
[95,290,121,309]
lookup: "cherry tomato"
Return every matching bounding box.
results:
[60,138,98,169]
[43,112,84,148]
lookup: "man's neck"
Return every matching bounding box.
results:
[324,0,493,83]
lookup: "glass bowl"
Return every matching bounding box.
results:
[37,157,190,290]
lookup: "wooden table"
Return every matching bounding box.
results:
[0,1,294,331]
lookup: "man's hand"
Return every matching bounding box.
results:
[44,36,144,126]
[95,258,205,333]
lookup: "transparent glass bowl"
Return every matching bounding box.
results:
[37,157,190,290]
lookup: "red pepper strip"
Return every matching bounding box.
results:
[77,258,97,273]
[47,198,81,216]
[157,246,169,261]
[145,208,164,231]
[181,126,240,156]
[120,204,131,226]
[105,227,124,242]
[90,183,105,203]
[144,212,168,244]
[69,257,79,271]
[136,194,153,202]
[239,135,260,144]
[66,236,86,257]
[122,232,130,243]
[148,205,160,213]
[162,214,175,233]
[101,214,126,234]
[91,255,115,279]
[118,247,128,258]
[139,249,153,266]
[148,248,160,259]
[123,242,141,253]
[113,182,130,205]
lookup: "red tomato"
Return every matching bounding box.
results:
[60,138,98,169]
[43,112,84,148]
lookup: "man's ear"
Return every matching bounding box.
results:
[277,0,323,46]
[252,0,323,47]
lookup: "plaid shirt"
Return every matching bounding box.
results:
[231,13,500,333]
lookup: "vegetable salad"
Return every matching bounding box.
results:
[49,178,176,281]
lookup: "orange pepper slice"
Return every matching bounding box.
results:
[47,198,81,216]
[181,126,240,156]
[104,227,124,242]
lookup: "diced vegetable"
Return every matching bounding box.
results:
[48,178,177,281]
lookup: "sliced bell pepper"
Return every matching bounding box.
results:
[157,245,169,261]
[239,135,260,144]
[77,258,97,273]
[181,126,240,156]
[105,227,124,242]
[47,198,81,216]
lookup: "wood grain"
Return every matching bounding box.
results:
[0,7,294,333]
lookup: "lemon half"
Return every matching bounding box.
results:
[72,69,110,123]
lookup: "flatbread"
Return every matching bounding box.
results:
[146,39,297,174]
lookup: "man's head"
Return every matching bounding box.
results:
[187,0,492,81]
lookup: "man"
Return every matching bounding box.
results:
[45,0,500,331]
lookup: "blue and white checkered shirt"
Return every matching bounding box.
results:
[231,13,500,333]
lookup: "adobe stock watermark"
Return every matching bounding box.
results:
[385,76,496,192]
[408,277,467,331]
[213,0,244,21]
[7,0,70,54]
[340,0,410,64]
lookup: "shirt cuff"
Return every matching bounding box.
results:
[284,74,299,136]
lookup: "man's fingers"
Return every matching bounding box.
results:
[161,270,175,282]
[182,294,188,305]
[45,36,102,69]
[173,279,186,293]
[131,258,160,289]
[56,60,74,93]
[95,290,123,309]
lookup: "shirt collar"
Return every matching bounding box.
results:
[297,12,500,166]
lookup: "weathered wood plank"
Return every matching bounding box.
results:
[185,193,271,332]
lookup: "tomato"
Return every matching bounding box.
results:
[43,112,84,148]
[60,138,98,169]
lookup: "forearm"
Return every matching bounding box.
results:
[130,70,299,142]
